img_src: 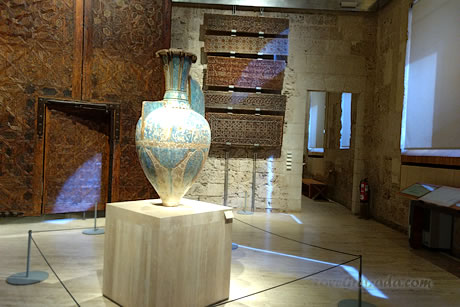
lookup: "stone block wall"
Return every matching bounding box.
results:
[171,6,377,212]
[365,0,412,230]
[161,1,457,233]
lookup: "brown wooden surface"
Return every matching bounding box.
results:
[206,56,285,90]
[206,112,283,147]
[453,217,460,258]
[43,107,109,214]
[302,178,326,185]
[204,14,289,35]
[72,0,84,100]
[302,178,327,199]
[0,0,171,215]
[204,35,289,56]
[0,0,75,215]
[82,0,170,202]
[204,91,286,113]
[401,154,460,167]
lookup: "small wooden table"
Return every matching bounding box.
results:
[302,178,327,200]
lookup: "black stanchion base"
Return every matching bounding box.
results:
[232,243,239,250]
[82,228,105,235]
[338,299,376,307]
[6,271,49,285]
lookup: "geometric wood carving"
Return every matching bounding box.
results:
[83,0,170,202]
[205,112,283,147]
[206,56,285,91]
[205,91,286,113]
[0,0,170,215]
[204,35,288,56]
[204,14,289,36]
[0,0,76,216]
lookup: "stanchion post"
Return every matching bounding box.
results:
[25,230,31,277]
[224,150,229,206]
[337,256,375,307]
[6,230,49,285]
[237,190,253,215]
[82,204,105,235]
[251,151,257,212]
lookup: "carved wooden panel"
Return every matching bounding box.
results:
[206,56,285,90]
[83,0,169,102]
[44,108,109,214]
[204,35,288,56]
[0,0,76,215]
[205,91,286,113]
[206,113,283,147]
[204,14,289,35]
[83,0,171,201]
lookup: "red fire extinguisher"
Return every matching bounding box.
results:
[359,178,370,219]
[360,178,369,202]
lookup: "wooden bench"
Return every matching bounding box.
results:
[302,178,327,200]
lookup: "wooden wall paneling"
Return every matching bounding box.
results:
[205,91,286,113]
[204,14,289,36]
[400,165,460,189]
[72,0,85,100]
[0,0,76,215]
[31,98,45,215]
[401,155,460,167]
[204,35,289,56]
[82,0,171,201]
[206,56,285,90]
[205,113,283,147]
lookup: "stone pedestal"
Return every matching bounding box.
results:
[103,198,233,307]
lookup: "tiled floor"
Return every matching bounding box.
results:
[1,197,460,306]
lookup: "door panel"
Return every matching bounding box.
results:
[43,107,109,214]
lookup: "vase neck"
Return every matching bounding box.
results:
[160,52,193,107]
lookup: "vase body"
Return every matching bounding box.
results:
[135,49,210,206]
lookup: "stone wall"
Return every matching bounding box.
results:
[171,5,377,212]
[172,1,457,234]
[365,0,412,230]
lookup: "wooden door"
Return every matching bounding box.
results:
[42,105,110,214]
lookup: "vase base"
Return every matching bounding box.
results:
[151,200,181,207]
[162,203,180,207]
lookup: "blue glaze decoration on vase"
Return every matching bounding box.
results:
[135,49,210,206]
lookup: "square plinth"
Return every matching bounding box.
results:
[103,198,233,307]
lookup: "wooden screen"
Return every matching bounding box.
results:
[0,0,76,216]
[205,91,286,113]
[204,36,289,56]
[0,0,171,216]
[204,14,289,35]
[202,14,288,154]
[82,0,170,201]
[206,56,285,91]
[206,113,284,147]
